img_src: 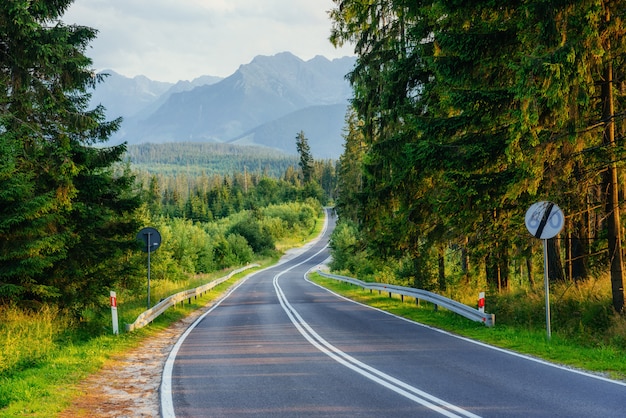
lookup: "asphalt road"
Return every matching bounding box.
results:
[162,210,626,417]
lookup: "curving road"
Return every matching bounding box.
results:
[162,210,626,417]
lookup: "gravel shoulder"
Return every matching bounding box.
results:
[59,302,214,417]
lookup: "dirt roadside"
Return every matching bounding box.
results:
[59,302,213,418]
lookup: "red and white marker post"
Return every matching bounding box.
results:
[110,291,119,335]
[478,292,485,313]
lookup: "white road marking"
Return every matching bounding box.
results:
[272,247,481,418]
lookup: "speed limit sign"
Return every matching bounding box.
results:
[525,201,564,239]
[525,201,565,340]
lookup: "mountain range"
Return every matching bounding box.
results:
[92,52,356,159]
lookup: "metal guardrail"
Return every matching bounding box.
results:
[126,264,259,332]
[316,270,495,327]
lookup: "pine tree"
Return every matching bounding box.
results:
[296,131,314,183]
[0,0,142,307]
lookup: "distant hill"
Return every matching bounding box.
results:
[125,142,298,177]
[94,52,355,159]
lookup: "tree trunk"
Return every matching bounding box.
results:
[602,3,625,313]
[526,256,534,286]
[547,238,565,282]
[438,246,446,291]
[461,236,470,284]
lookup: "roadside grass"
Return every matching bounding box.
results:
[0,265,263,417]
[0,214,326,417]
[308,275,626,382]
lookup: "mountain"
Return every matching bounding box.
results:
[90,70,174,119]
[229,104,349,159]
[90,71,223,120]
[97,52,356,159]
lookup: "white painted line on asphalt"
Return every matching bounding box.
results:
[160,273,254,418]
[305,274,626,388]
[273,249,481,418]
[160,211,331,417]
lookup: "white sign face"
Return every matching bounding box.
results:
[525,201,564,239]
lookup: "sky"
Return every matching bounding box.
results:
[62,0,354,83]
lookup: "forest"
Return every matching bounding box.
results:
[328,0,626,315]
[125,142,301,177]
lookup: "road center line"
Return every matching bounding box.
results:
[273,262,481,418]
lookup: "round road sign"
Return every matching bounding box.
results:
[525,201,564,239]
[136,227,162,252]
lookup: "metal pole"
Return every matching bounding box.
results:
[543,239,551,340]
[147,232,151,310]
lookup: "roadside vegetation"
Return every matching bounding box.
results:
[325,219,626,380]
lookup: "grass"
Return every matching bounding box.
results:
[309,274,626,381]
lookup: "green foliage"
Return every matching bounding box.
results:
[0,135,68,299]
[132,199,322,284]
[126,142,299,178]
[329,220,361,272]
[329,0,626,310]
[0,0,143,309]
[228,217,275,255]
[225,234,254,265]
[295,130,314,183]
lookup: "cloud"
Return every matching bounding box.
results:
[62,0,352,82]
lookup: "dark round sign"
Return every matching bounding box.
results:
[136,227,161,252]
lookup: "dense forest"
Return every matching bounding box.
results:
[125,142,300,177]
[328,0,626,313]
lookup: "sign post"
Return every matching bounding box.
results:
[110,291,119,335]
[525,201,565,340]
[136,227,162,309]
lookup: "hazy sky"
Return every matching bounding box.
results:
[62,0,354,83]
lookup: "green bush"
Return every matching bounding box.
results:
[329,220,360,271]
[228,217,275,254]
[227,233,254,265]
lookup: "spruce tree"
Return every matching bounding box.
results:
[0,0,142,308]
[296,131,314,183]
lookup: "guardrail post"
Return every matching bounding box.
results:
[434,304,438,312]
[401,294,404,303]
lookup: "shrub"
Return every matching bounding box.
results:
[228,218,275,254]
